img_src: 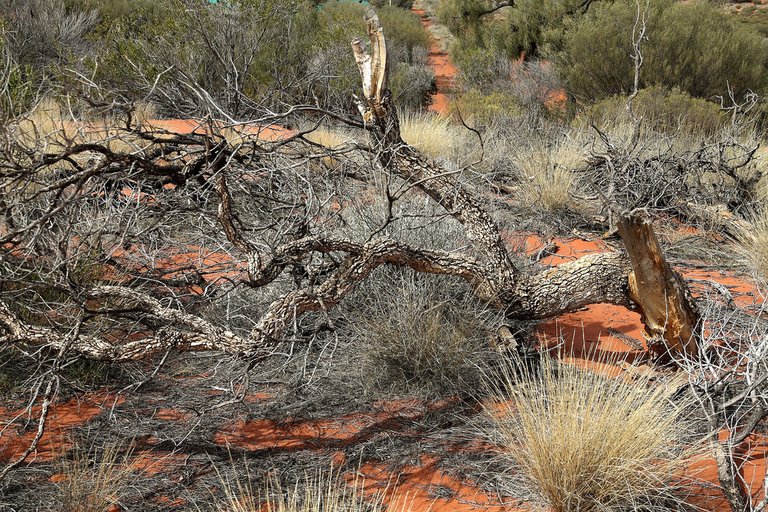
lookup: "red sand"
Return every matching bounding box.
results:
[213,399,452,452]
[142,119,295,142]
[353,455,531,511]
[413,9,457,115]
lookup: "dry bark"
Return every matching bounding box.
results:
[617,214,701,359]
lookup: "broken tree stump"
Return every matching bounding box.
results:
[617,213,701,360]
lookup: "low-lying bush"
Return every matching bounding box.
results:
[353,270,496,397]
[582,86,728,136]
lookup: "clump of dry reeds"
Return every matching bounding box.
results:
[56,442,131,512]
[485,355,693,511]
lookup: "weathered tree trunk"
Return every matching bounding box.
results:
[353,9,701,360]
[617,214,701,360]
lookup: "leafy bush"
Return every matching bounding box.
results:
[486,355,694,511]
[583,86,728,136]
[556,0,768,102]
[378,6,429,62]
[390,64,435,111]
[451,89,521,125]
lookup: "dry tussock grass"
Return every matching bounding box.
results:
[514,138,585,213]
[14,98,149,157]
[305,128,353,149]
[217,467,413,512]
[736,206,768,283]
[398,110,466,160]
[56,442,132,512]
[486,355,693,512]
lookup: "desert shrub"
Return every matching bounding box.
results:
[57,443,132,512]
[451,89,521,125]
[556,0,768,102]
[371,0,414,8]
[486,355,694,511]
[439,0,582,63]
[390,63,436,111]
[354,270,496,397]
[310,2,430,114]
[735,206,768,283]
[377,6,429,62]
[452,46,503,92]
[583,86,728,136]
[0,0,98,68]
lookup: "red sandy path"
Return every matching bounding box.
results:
[412,9,457,115]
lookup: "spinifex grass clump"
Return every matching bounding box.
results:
[486,356,692,512]
[217,467,412,512]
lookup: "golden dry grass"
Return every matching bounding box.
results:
[735,206,768,283]
[217,467,414,512]
[14,98,149,156]
[514,139,585,213]
[56,443,131,512]
[486,355,693,512]
[305,128,353,149]
[398,110,466,159]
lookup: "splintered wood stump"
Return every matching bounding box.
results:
[618,213,701,360]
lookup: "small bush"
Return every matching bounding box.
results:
[355,271,495,397]
[451,89,521,125]
[583,86,728,136]
[556,0,768,102]
[486,355,693,512]
[390,64,436,111]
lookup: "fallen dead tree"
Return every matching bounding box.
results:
[0,10,701,366]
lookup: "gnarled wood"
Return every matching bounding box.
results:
[617,213,701,359]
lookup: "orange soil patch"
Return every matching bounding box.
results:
[128,449,189,476]
[142,119,295,142]
[213,399,453,452]
[685,431,768,510]
[354,455,530,512]
[0,393,123,463]
[109,243,247,292]
[413,9,457,116]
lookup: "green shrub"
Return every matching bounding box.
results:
[378,5,429,62]
[583,86,728,136]
[390,64,435,111]
[556,0,768,102]
[452,89,521,124]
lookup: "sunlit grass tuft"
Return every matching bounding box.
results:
[514,139,585,213]
[399,110,466,159]
[57,442,132,512]
[485,355,693,512]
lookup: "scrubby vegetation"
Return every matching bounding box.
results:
[1,1,767,511]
